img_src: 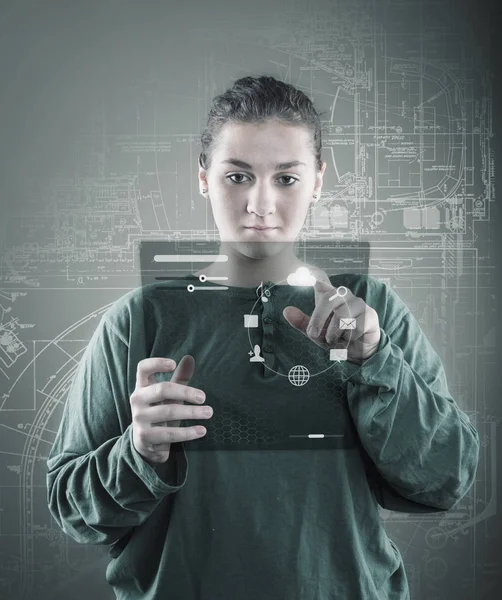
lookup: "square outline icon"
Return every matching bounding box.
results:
[244,314,259,328]
[329,348,348,361]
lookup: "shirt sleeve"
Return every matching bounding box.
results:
[340,284,480,511]
[46,313,188,546]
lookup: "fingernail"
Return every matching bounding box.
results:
[309,326,318,337]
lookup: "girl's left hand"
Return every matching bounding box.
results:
[282,279,381,365]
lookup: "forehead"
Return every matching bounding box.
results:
[214,121,312,157]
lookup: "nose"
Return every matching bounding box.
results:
[246,185,277,217]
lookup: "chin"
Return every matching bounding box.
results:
[230,239,289,260]
[235,242,280,259]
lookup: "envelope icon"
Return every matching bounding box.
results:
[340,317,356,329]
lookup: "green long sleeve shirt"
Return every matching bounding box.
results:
[46,273,479,600]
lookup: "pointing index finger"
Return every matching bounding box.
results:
[309,279,338,337]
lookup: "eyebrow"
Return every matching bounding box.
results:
[220,159,307,170]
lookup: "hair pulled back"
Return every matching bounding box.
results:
[198,75,327,172]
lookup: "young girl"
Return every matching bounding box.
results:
[47,75,479,599]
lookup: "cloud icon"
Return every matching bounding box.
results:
[287,267,317,287]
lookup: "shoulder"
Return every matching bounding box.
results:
[101,283,158,341]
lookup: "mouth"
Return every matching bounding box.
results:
[245,227,278,231]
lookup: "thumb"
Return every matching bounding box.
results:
[283,306,310,334]
[170,354,195,386]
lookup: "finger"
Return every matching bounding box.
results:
[154,356,200,431]
[312,278,337,306]
[135,357,177,389]
[141,379,205,406]
[282,306,310,335]
[146,355,199,407]
[308,285,338,338]
[144,403,213,426]
[324,307,359,346]
[326,298,371,347]
[310,281,361,338]
[314,279,357,307]
[142,425,207,446]
[170,354,196,387]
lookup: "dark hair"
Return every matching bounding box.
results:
[198,75,328,173]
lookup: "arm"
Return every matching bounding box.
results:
[46,313,188,546]
[341,284,480,511]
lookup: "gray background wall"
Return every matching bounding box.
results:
[0,0,500,598]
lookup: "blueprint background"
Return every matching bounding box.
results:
[0,0,500,598]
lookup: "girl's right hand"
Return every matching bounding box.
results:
[130,355,212,465]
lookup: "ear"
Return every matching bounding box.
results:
[198,154,208,196]
[312,161,327,201]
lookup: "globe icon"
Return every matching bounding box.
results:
[288,365,310,386]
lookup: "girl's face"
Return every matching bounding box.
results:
[198,120,326,259]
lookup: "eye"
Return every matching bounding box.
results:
[278,175,298,186]
[226,173,299,186]
[227,173,251,184]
